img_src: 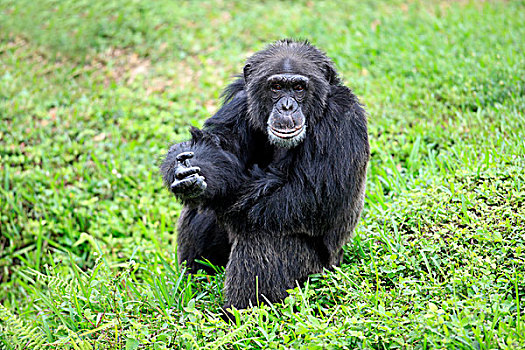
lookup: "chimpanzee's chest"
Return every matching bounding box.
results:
[245,130,274,169]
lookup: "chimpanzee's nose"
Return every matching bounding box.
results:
[282,97,294,111]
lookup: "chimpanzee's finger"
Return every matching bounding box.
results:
[170,176,197,192]
[176,166,201,180]
[194,175,207,191]
[176,152,194,162]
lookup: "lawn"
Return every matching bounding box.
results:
[1,0,524,349]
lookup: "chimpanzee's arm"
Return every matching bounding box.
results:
[160,92,250,206]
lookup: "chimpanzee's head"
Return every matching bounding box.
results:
[243,39,340,148]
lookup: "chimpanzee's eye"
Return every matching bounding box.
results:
[271,83,282,92]
[293,84,304,92]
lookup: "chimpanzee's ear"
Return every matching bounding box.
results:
[324,61,340,85]
[243,64,252,81]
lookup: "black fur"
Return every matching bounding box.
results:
[160,39,370,310]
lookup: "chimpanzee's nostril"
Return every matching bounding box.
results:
[282,97,293,111]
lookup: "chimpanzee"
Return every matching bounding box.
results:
[160,39,370,311]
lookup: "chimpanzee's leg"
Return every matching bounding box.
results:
[223,233,327,310]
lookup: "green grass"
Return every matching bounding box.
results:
[1,0,524,348]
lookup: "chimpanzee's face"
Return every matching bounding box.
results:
[265,73,308,148]
[244,45,334,148]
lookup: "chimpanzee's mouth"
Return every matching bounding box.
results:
[269,124,305,139]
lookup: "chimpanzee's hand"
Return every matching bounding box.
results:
[170,152,207,199]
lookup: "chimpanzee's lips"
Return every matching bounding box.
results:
[269,124,305,139]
